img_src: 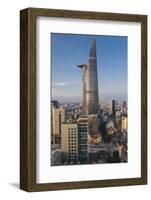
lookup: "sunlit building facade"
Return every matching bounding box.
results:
[121,116,128,131]
[52,107,67,144]
[61,123,78,163]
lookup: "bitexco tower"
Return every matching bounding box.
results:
[78,39,99,115]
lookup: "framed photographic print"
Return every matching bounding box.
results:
[20,8,147,191]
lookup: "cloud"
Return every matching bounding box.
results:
[52,81,77,87]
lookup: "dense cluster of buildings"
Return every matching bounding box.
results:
[51,39,128,166]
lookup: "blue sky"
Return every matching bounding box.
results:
[51,33,127,103]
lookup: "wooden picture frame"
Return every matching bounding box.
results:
[20,7,147,192]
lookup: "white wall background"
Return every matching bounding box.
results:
[0,0,150,199]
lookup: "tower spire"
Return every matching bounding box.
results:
[77,39,99,115]
[89,39,96,58]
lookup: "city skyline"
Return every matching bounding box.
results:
[51,33,127,103]
[51,35,128,166]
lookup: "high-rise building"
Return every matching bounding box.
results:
[88,114,100,136]
[112,100,116,119]
[115,110,121,122]
[61,118,89,164]
[51,100,59,108]
[52,107,67,144]
[121,116,128,131]
[77,116,89,163]
[61,123,78,163]
[51,100,59,144]
[77,39,99,115]
[122,101,127,113]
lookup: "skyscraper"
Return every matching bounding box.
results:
[122,101,127,113]
[61,123,78,163]
[51,100,59,108]
[112,100,116,119]
[52,107,67,144]
[121,115,128,131]
[77,39,99,115]
[77,116,89,163]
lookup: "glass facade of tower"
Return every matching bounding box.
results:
[78,39,99,115]
[87,39,99,114]
[78,117,89,163]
